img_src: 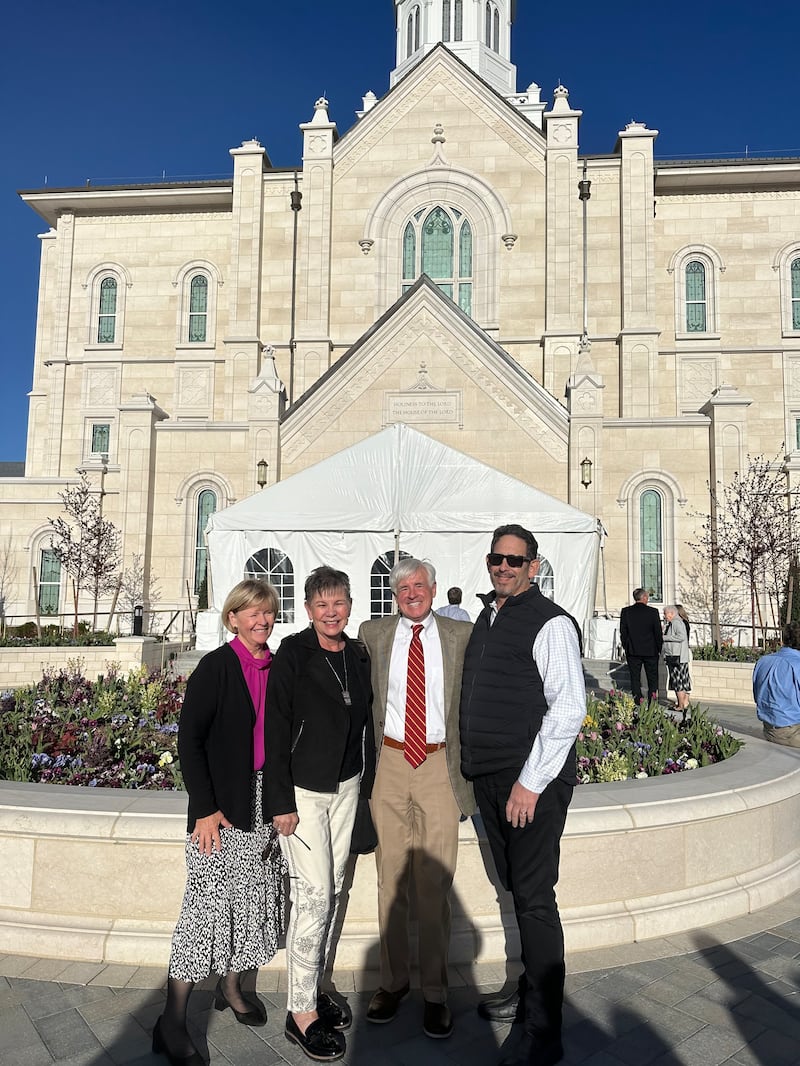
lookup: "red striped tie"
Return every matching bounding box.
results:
[404,624,426,768]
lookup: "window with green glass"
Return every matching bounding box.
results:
[402,206,473,313]
[640,489,664,602]
[188,275,208,342]
[91,423,110,455]
[97,277,117,343]
[194,490,217,594]
[685,261,707,332]
[38,548,61,615]
[402,222,416,293]
[792,257,800,330]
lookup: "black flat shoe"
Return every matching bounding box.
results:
[317,990,352,1031]
[478,983,525,1023]
[152,1016,205,1066]
[365,983,410,1023]
[213,979,267,1026]
[423,1000,453,1039]
[285,1013,345,1061]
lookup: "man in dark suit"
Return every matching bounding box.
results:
[358,558,474,1041]
[619,588,663,703]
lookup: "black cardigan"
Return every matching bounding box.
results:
[264,627,375,818]
[177,642,265,832]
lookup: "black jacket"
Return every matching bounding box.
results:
[620,602,663,658]
[264,627,375,818]
[177,642,265,833]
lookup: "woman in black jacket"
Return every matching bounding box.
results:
[266,565,375,1063]
[154,579,285,1066]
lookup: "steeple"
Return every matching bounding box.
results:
[390,0,517,96]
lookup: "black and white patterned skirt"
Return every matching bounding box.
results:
[168,772,286,982]
[667,661,692,693]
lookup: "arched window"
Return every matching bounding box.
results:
[792,257,800,330]
[97,277,117,343]
[441,0,462,42]
[454,0,463,39]
[442,0,450,40]
[406,5,420,56]
[534,556,555,601]
[194,489,217,595]
[38,548,61,615]
[402,206,473,315]
[370,550,412,618]
[640,490,664,602]
[485,1,492,44]
[685,261,706,332]
[244,548,295,623]
[188,275,209,342]
[493,6,500,51]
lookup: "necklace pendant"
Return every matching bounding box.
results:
[342,690,352,706]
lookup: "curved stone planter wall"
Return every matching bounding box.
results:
[0,736,798,968]
[0,638,183,689]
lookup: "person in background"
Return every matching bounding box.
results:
[155,580,286,1066]
[752,621,800,748]
[359,559,474,1040]
[662,605,691,714]
[435,586,471,622]
[266,566,375,1063]
[619,588,663,703]
[675,604,691,643]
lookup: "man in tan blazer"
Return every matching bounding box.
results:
[358,558,474,1041]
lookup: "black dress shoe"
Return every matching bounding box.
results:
[152,1016,205,1066]
[317,991,352,1031]
[423,1000,453,1039]
[498,1032,564,1066]
[213,979,267,1026]
[284,1013,345,1061]
[478,984,524,1023]
[366,983,410,1023]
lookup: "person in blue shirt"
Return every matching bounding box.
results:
[752,622,800,748]
[435,586,471,622]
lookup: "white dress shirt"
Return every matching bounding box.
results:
[490,603,585,794]
[385,613,446,743]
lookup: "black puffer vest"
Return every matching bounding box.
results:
[460,585,579,784]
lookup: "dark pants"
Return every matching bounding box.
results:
[627,655,659,703]
[474,770,573,1042]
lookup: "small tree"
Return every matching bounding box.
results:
[118,552,163,634]
[48,473,121,635]
[0,533,17,633]
[690,452,800,646]
[678,560,748,645]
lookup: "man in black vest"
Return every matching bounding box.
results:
[619,587,663,703]
[460,524,585,1066]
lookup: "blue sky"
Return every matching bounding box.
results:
[2,0,797,460]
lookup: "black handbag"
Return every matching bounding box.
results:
[664,654,680,667]
[350,796,378,855]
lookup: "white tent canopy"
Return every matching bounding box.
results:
[204,424,600,645]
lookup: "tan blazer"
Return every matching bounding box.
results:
[358,612,476,816]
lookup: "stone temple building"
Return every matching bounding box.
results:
[4,0,800,636]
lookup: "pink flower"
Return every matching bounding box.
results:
[615,721,625,731]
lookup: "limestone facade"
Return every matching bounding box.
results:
[4,5,800,632]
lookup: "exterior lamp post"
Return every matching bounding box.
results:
[256,459,269,488]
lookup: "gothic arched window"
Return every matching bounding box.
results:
[685,261,707,332]
[194,489,217,595]
[97,277,118,343]
[639,489,664,602]
[402,206,473,315]
[188,275,209,342]
[792,257,800,330]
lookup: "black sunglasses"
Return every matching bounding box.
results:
[486,553,532,568]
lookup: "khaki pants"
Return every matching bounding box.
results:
[763,722,800,748]
[370,744,461,1003]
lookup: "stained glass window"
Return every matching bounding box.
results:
[91,423,110,456]
[38,549,61,615]
[188,275,208,342]
[403,206,473,315]
[422,207,454,280]
[194,490,217,594]
[685,261,707,332]
[244,547,295,622]
[98,277,117,343]
[792,258,800,330]
[640,490,663,602]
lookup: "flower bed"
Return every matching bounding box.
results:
[578,689,742,783]
[0,665,743,790]
[0,661,184,789]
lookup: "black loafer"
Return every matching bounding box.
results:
[213,979,266,1026]
[366,983,410,1023]
[423,1000,453,1039]
[317,991,352,1031]
[285,1013,345,1061]
[478,984,524,1023]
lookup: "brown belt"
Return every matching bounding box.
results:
[383,736,446,754]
